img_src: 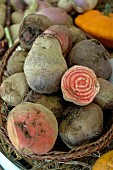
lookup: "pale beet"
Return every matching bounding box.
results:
[0,4,6,26]
[57,0,73,13]
[24,34,68,94]
[10,24,20,42]
[11,11,24,24]
[7,102,58,155]
[6,50,28,75]
[0,72,29,106]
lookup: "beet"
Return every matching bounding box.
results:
[67,39,112,79]
[94,78,113,109]
[7,102,58,155]
[24,91,65,121]
[61,65,100,106]
[44,25,72,57]
[19,14,52,50]
[24,34,68,94]
[37,7,73,25]
[59,103,103,149]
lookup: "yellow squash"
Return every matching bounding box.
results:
[92,150,113,170]
[75,5,113,48]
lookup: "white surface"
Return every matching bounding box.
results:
[0,152,20,170]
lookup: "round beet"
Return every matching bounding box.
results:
[7,102,58,155]
[37,7,73,25]
[44,25,72,57]
[19,14,52,50]
[61,65,100,106]
[67,39,112,79]
[59,103,103,149]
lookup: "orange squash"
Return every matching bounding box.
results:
[92,150,113,170]
[75,4,113,48]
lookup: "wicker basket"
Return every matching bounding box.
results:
[0,1,113,169]
[0,40,113,169]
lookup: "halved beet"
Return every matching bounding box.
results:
[61,65,100,106]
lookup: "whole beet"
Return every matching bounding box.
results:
[10,24,20,42]
[44,25,72,57]
[37,7,73,25]
[19,14,53,50]
[24,90,65,120]
[94,78,113,109]
[68,25,87,46]
[59,103,103,149]
[0,72,29,106]
[67,39,112,79]
[7,102,58,155]
[24,34,68,94]
[11,11,24,24]
[6,50,28,75]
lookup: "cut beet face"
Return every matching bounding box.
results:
[61,65,100,106]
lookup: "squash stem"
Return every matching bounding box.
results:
[104,3,111,16]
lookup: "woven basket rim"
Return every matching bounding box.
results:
[0,42,113,162]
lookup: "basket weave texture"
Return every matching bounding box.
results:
[0,0,113,168]
[0,40,113,163]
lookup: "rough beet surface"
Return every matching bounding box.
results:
[7,102,58,155]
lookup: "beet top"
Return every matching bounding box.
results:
[61,65,100,106]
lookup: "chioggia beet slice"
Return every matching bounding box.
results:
[7,102,58,155]
[61,65,100,106]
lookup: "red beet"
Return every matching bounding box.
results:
[44,25,72,56]
[61,65,100,106]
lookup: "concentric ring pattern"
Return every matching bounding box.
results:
[61,65,100,106]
